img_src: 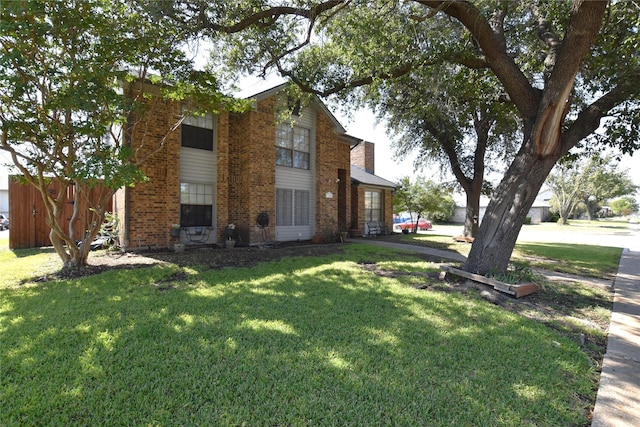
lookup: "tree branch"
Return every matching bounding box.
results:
[415,0,539,119]
[562,67,640,152]
[532,0,562,78]
[276,61,416,97]
[191,1,346,34]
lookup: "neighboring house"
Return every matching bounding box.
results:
[451,192,550,224]
[113,83,395,250]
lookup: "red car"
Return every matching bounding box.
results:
[398,218,432,231]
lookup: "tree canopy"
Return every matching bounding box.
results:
[0,0,244,267]
[393,176,455,231]
[371,63,520,237]
[546,153,637,223]
[609,196,639,217]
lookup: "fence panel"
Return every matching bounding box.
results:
[9,177,112,249]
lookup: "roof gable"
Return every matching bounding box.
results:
[247,83,346,135]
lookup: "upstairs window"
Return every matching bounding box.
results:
[182,125,213,151]
[181,113,214,151]
[276,124,310,170]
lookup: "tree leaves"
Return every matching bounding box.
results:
[0,0,244,266]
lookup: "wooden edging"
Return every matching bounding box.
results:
[440,266,539,298]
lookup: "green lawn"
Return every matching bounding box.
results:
[1,244,598,426]
[395,222,624,279]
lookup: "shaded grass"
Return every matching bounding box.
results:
[391,232,471,255]
[1,244,596,426]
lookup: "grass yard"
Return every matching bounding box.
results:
[514,242,621,278]
[0,243,604,426]
[395,222,624,279]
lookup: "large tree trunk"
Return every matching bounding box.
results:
[585,199,597,221]
[464,141,560,275]
[42,179,113,268]
[435,111,488,238]
[463,114,491,238]
[460,0,607,276]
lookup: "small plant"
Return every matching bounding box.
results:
[490,261,541,284]
[97,212,120,251]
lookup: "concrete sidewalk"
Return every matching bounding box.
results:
[356,238,640,426]
[591,247,640,427]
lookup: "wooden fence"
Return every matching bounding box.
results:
[9,177,112,249]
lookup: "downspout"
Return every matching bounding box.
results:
[123,186,130,251]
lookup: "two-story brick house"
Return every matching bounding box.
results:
[113,83,395,250]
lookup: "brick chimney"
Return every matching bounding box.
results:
[351,140,375,174]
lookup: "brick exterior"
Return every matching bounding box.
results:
[351,141,375,173]
[315,112,352,239]
[228,97,278,244]
[349,184,394,236]
[118,88,359,249]
[115,95,182,250]
[383,187,394,231]
[349,141,394,236]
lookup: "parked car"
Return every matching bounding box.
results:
[398,218,432,231]
[0,214,8,230]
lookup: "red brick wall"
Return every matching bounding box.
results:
[351,141,375,173]
[214,111,231,243]
[350,185,394,236]
[121,90,354,248]
[383,188,394,231]
[228,97,277,244]
[122,95,181,250]
[230,99,353,244]
[315,112,352,238]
